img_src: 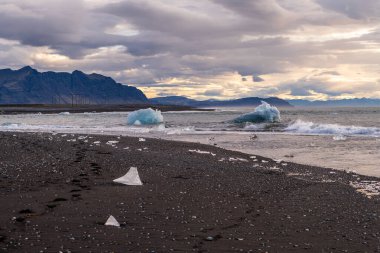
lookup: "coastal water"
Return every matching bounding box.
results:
[0,107,379,177]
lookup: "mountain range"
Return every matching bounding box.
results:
[150,96,292,107]
[2,66,377,108]
[0,66,147,104]
[287,98,380,107]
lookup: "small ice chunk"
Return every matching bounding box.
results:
[59,112,70,115]
[113,167,143,186]
[93,141,101,144]
[139,138,146,142]
[127,108,164,125]
[333,134,347,141]
[228,157,248,162]
[105,215,120,227]
[189,149,216,156]
[106,141,119,145]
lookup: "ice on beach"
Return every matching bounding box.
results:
[106,140,119,145]
[333,134,347,141]
[233,101,281,123]
[350,180,380,199]
[113,167,143,186]
[229,157,248,162]
[139,138,146,142]
[105,215,120,227]
[126,108,164,125]
[189,149,216,156]
[59,112,70,115]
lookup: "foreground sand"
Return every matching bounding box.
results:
[0,132,379,252]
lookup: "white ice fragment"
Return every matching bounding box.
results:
[59,112,70,115]
[127,108,164,125]
[268,166,282,172]
[139,138,146,142]
[106,141,119,145]
[262,160,269,163]
[113,167,143,186]
[189,149,216,156]
[350,180,380,199]
[333,134,347,141]
[93,141,101,144]
[229,157,248,162]
[250,156,256,159]
[123,147,130,150]
[105,215,120,227]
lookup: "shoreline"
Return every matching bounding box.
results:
[0,132,379,252]
[0,104,213,115]
[2,127,378,178]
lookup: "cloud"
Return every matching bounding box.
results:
[201,89,224,97]
[0,0,379,99]
[316,0,380,19]
[253,75,265,82]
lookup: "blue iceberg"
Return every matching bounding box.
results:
[233,101,281,123]
[127,108,164,125]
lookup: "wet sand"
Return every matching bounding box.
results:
[0,132,379,252]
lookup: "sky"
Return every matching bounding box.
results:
[0,0,380,100]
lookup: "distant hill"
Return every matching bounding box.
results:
[287,98,380,107]
[150,96,292,107]
[0,66,148,104]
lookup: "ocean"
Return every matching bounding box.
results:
[1,106,379,177]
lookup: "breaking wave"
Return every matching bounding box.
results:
[285,120,380,136]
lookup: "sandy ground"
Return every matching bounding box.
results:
[0,132,379,252]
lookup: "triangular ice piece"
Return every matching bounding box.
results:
[105,215,120,227]
[113,167,143,186]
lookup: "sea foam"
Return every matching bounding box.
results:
[285,120,380,136]
[233,101,280,123]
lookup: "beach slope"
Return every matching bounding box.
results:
[0,132,379,252]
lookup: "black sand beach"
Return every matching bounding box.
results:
[0,132,379,252]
